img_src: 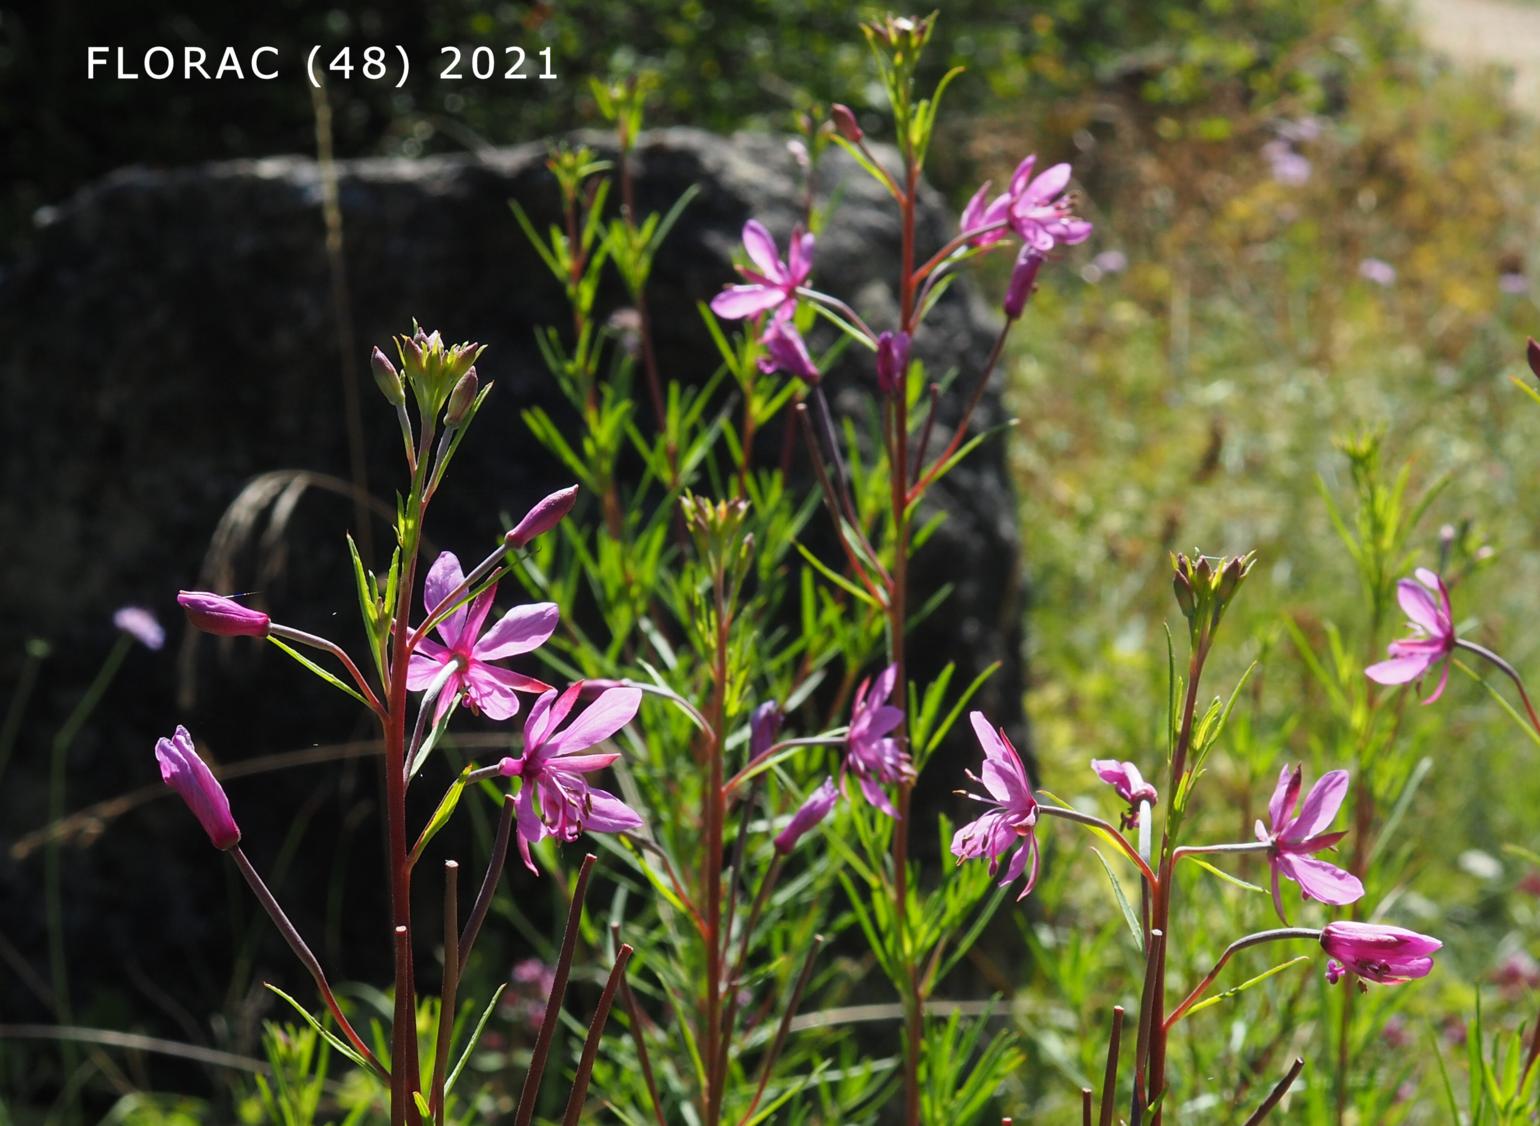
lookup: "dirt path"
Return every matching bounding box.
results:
[1411,0,1540,108]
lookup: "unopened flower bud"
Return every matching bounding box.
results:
[1528,337,1540,381]
[875,330,910,395]
[749,701,783,759]
[1172,568,1196,620]
[371,346,405,406]
[774,776,839,854]
[506,485,580,549]
[445,367,479,427]
[156,725,241,850]
[1004,249,1043,319]
[831,103,863,142]
[399,334,426,378]
[178,591,270,637]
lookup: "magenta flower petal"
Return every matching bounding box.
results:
[423,552,468,645]
[544,686,643,756]
[1287,770,1349,841]
[582,789,645,833]
[526,684,583,750]
[155,726,240,850]
[475,602,560,660]
[1366,653,1434,685]
[1277,853,1364,905]
[1396,579,1444,636]
[1267,764,1301,832]
[1008,156,1037,197]
[463,664,552,721]
[1024,162,1072,203]
[843,665,913,816]
[711,285,788,320]
[741,220,782,278]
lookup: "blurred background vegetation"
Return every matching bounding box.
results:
[8,0,1540,1119]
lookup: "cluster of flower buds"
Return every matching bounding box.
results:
[379,324,484,419]
[1171,550,1256,648]
[681,493,754,579]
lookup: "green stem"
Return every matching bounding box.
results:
[45,633,130,1097]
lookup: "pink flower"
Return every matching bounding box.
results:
[1365,569,1457,703]
[406,552,557,721]
[710,220,814,321]
[177,591,270,638]
[1008,161,1093,253]
[1256,765,1363,921]
[774,776,839,854]
[842,664,913,817]
[758,319,820,384]
[951,712,1040,900]
[155,725,240,850]
[1319,921,1441,985]
[498,684,645,872]
[1090,758,1157,829]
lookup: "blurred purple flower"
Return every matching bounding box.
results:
[1500,271,1529,295]
[757,319,820,384]
[505,958,557,1027]
[1358,257,1397,287]
[710,220,813,321]
[842,664,912,817]
[961,156,1092,254]
[951,712,1040,900]
[1256,765,1363,921]
[114,606,164,651]
[498,683,645,872]
[1365,568,1456,703]
[1092,249,1128,275]
[1320,921,1441,985]
[774,776,839,854]
[177,591,270,638]
[155,725,240,850]
[1262,140,1311,186]
[406,552,556,722]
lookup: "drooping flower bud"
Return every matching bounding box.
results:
[444,367,479,427]
[1004,248,1043,320]
[371,346,405,406]
[1319,921,1441,985]
[177,591,271,638]
[774,776,839,854]
[831,103,863,142]
[749,701,783,759]
[758,320,820,385]
[875,330,910,396]
[156,725,241,850]
[506,485,580,549]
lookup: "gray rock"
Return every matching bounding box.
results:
[0,127,1026,1025]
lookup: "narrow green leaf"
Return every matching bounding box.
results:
[267,637,369,708]
[445,984,508,1094]
[1182,955,1311,1021]
[263,984,372,1075]
[1187,857,1265,895]
[409,767,473,868]
[1089,847,1143,953]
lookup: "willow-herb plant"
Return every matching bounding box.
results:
[147,11,1456,1125]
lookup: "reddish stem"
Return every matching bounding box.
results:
[560,944,634,1126]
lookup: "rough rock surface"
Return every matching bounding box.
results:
[0,129,1026,1028]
